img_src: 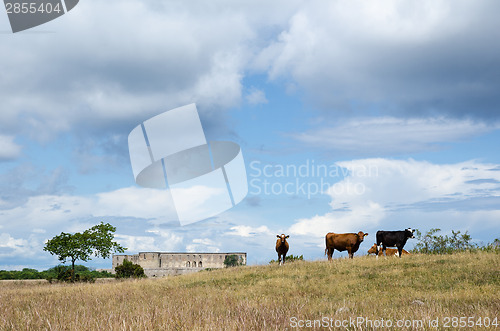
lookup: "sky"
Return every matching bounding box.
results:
[1,0,500,270]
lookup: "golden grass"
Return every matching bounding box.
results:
[0,252,498,330]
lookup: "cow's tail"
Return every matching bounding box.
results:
[324,248,327,256]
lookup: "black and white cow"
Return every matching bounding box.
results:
[376,228,415,258]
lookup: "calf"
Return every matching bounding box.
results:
[376,228,415,258]
[275,234,289,265]
[367,244,410,257]
[325,231,368,260]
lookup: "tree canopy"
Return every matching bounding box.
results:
[115,259,146,278]
[223,254,242,267]
[44,222,126,281]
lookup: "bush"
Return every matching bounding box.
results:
[479,238,500,253]
[115,259,146,278]
[223,255,243,267]
[412,228,499,254]
[269,254,304,264]
[43,265,100,283]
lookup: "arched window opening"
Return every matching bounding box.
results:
[199,261,202,268]
[193,261,197,267]
[186,261,190,267]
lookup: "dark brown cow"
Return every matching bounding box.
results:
[275,234,289,265]
[325,231,368,260]
[367,244,410,257]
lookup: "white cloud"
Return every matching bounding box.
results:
[0,0,302,141]
[186,238,221,253]
[0,135,22,160]
[96,187,178,221]
[290,202,385,238]
[115,232,183,253]
[0,233,28,250]
[254,0,500,117]
[1,184,237,233]
[289,158,500,238]
[245,87,268,105]
[226,225,271,237]
[292,117,498,155]
[0,233,40,258]
[0,187,178,236]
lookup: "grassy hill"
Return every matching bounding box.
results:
[1,252,498,330]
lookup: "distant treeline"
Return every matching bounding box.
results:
[0,265,114,281]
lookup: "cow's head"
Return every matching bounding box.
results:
[367,244,378,255]
[277,234,289,243]
[357,231,368,242]
[405,228,415,239]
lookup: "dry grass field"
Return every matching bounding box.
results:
[0,252,498,330]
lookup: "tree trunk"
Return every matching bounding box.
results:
[71,259,75,282]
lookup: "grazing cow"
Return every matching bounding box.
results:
[325,231,368,260]
[367,244,410,257]
[275,234,289,265]
[376,228,415,258]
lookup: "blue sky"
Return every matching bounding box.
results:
[1,0,500,270]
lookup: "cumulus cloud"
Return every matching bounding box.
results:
[0,186,177,237]
[289,158,500,238]
[3,1,500,147]
[186,238,221,253]
[292,117,499,156]
[115,232,183,253]
[245,87,268,105]
[0,233,41,258]
[255,0,500,118]
[0,0,302,143]
[0,135,22,160]
[0,233,28,252]
[225,225,271,237]
[96,187,178,222]
[0,182,236,236]
[0,183,243,254]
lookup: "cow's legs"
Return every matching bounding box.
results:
[348,249,353,259]
[397,246,403,258]
[327,248,334,261]
[282,253,287,264]
[278,254,282,265]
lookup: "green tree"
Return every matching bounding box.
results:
[115,259,145,278]
[43,222,126,281]
[223,254,242,267]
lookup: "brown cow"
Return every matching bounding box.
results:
[276,234,289,265]
[367,244,410,257]
[325,231,368,260]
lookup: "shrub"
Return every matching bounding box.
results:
[479,238,500,253]
[223,255,243,267]
[44,265,97,283]
[115,259,146,278]
[411,228,499,254]
[269,254,304,264]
